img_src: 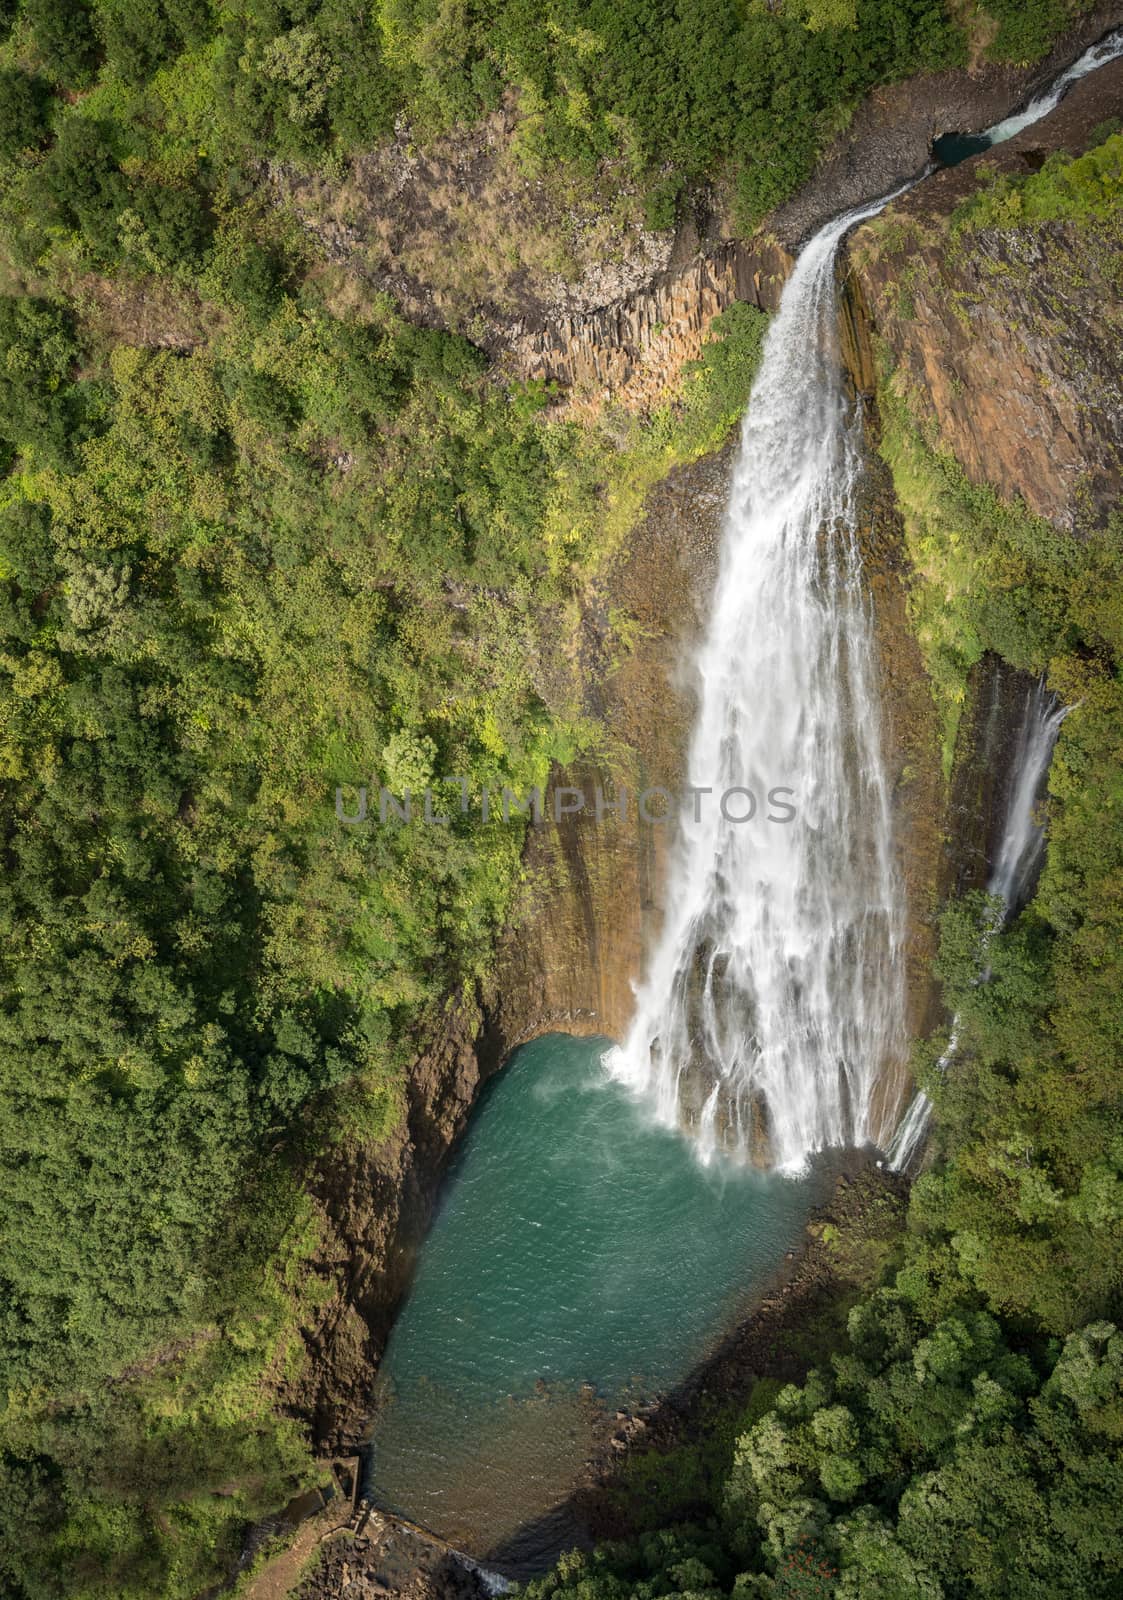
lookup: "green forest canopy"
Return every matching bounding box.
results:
[0,0,1115,1595]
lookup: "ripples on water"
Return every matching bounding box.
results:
[366,1034,826,1568]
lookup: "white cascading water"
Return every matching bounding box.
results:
[604,193,908,1171]
[886,682,1069,1171]
[987,683,1070,915]
[978,27,1123,149]
[605,29,1120,1173]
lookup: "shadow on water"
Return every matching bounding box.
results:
[482,1145,891,1583]
[934,132,1052,168]
[932,130,994,166]
[363,1034,841,1576]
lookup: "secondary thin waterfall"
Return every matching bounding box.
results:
[604,194,908,1171]
[887,682,1069,1171]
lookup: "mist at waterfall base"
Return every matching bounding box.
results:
[366,1035,828,1566]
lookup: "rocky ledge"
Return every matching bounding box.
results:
[849,52,1123,530]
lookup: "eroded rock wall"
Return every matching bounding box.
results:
[506,241,791,416]
[849,56,1123,531]
[485,444,734,1046]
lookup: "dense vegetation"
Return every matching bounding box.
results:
[0,0,1105,1594]
[527,1313,1123,1599]
[0,263,771,1600]
[953,123,1123,230]
[0,0,777,1581]
[0,0,1087,242]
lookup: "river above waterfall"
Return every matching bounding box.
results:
[366,1034,828,1565]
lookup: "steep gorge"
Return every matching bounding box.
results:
[290,25,1123,1480]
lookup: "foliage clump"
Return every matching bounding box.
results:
[955,129,1123,231]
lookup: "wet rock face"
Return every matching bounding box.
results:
[947,655,1049,898]
[485,442,735,1048]
[849,55,1123,531]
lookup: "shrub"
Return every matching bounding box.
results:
[0,296,82,468]
[224,242,288,322]
[38,118,129,263]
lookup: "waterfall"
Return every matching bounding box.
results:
[988,682,1070,917]
[978,28,1123,150]
[604,30,1119,1173]
[604,192,908,1171]
[886,682,1069,1172]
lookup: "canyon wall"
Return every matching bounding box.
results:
[848,55,1123,531]
[472,26,1123,1167]
[842,48,1123,1137]
[505,241,790,415]
[484,443,735,1047]
[293,27,1123,1455]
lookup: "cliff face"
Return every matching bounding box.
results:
[841,49,1123,1141]
[484,444,735,1045]
[851,444,947,1113]
[290,1002,484,1451]
[506,242,790,416]
[292,29,1123,1456]
[849,56,1123,530]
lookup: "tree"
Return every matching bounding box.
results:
[24,0,100,87]
[126,179,214,272]
[0,297,81,469]
[38,119,129,263]
[0,70,50,159]
[100,0,181,83]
